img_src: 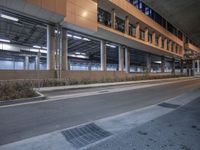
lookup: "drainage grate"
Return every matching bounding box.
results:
[158,102,180,109]
[62,123,112,148]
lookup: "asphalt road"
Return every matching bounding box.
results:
[0,78,200,146]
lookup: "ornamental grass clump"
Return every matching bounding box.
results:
[0,81,37,101]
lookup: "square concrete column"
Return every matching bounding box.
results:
[161,56,165,73]
[111,9,116,29]
[172,58,175,75]
[144,28,148,42]
[62,29,69,71]
[125,47,130,73]
[152,32,156,45]
[47,25,56,70]
[24,56,29,70]
[180,59,184,74]
[197,60,200,73]
[136,23,140,39]
[164,38,167,50]
[158,36,162,48]
[169,41,172,51]
[36,52,41,70]
[125,16,129,35]
[118,45,124,71]
[192,60,196,72]
[146,54,151,73]
[173,43,176,52]
[100,40,107,71]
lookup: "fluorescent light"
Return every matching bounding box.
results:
[154,61,162,64]
[75,52,81,55]
[67,34,72,37]
[42,47,47,49]
[33,45,41,49]
[69,54,89,59]
[106,44,117,48]
[73,35,82,40]
[30,49,39,53]
[0,14,19,22]
[40,50,47,53]
[83,38,91,41]
[0,39,10,43]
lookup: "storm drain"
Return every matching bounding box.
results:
[62,123,112,148]
[158,102,180,109]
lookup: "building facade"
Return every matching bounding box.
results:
[0,0,200,80]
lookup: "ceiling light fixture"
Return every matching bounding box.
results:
[33,45,41,49]
[0,14,19,22]
[0,39,11,43]
[106,44,117,48]
[73,35,82,40]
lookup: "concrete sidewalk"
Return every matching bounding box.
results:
[1,88,199,150]
[38,77,193,92]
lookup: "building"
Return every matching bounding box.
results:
[0,0,200,80]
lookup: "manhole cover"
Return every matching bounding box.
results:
[62,123,112,148]
[158,102,180,109]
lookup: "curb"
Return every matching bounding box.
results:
[38,77,194,93]
[0,91,46,106]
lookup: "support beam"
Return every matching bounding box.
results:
[164,38,168,50]
[125,47,130,73]
[100,40,107,71]
[180,59,184,74]
[118,45,124,71]
[24,56,29,70]
[152,32,156,45]
[125,16,129,35]
[47,25,56,70]
[161,56,165,73]
[197,60,200,73]
[62,29,69,71]
[144,28,148,42]
[172,58,175,75]
[136,23,140,39]
[146,54,151,73]
[158,36,162,48]
[111,9,116,29]
[169,41,172,51]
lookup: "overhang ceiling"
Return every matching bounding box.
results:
[142,0,200,46]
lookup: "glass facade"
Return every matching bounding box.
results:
[128,0,183,40]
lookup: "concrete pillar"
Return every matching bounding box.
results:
[125,47,130,73]
[152,32,156,45]
[35,53,40,70]
[180,59,184,74]
[62,29,69,71]
[161,56,165,73]
[164,38,167,50]
[136,23,140,39]
[118,46,124,71]
[100,40,107,71]
[172,58,175,75]
[125,16,129,35]
[111,9,116,29]
[169,41,172,51]
[158,36,162,48]
[192,60,196,73]
[173,43,176,52]
[146,54,151,73]
[197,60,200,73]
[88,62,92,71]
[47,25,56,70]
[24,56,29,70]
[144,28,148,42]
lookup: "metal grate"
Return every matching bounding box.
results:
[158,102,180,109]
[62,123,112,148]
